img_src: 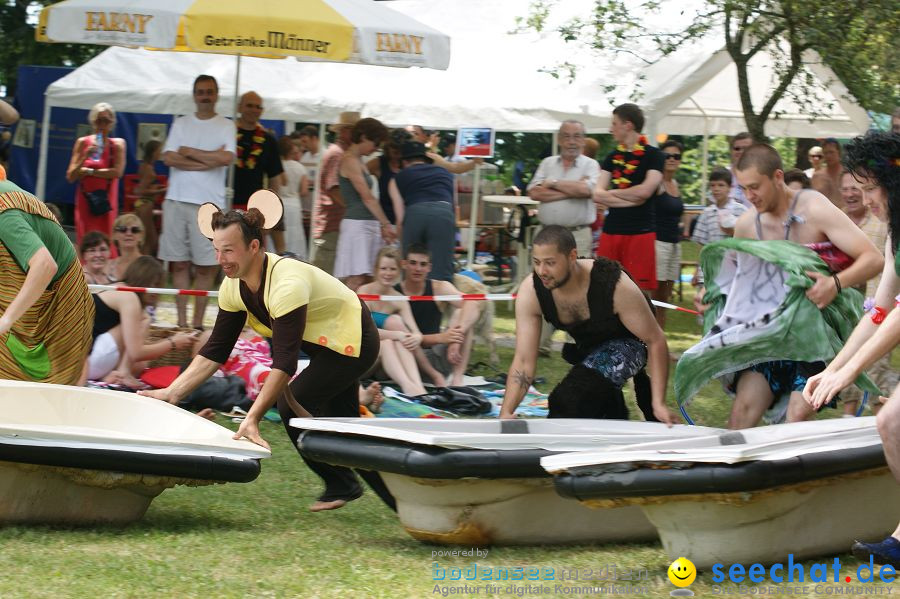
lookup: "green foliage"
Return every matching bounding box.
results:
[492,131,551,188]
[668,136,731,205]
[0,1,102,95]
[816,13,900,115]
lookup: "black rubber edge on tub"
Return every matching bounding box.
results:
[552,444,886,501]
[0,441,262,483]
[296,430,553,478]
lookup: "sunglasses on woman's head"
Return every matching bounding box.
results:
[114,226,142,234]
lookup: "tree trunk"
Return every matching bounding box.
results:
[731,53,769,142]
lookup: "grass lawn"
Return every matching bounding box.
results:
[5,249,894,598]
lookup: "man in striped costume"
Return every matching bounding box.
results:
[0,171,94,385]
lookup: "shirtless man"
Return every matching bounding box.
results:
[499,225,678,424]
[724,143,883,428]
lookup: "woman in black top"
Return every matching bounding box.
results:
[87,256,198,384]
[652,140,685,329]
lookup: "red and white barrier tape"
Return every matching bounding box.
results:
[88,284,219,297]
[87,285,699,314]
[356,293,517,302]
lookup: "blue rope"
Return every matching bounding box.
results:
[856,391,869,417]
[679,404,695,425]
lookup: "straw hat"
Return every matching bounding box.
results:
[328,111,361,133]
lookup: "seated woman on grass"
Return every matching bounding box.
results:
[357,246,442,396]
[80,231,117,285]
[87,255,199,387]
[107,213,145,282]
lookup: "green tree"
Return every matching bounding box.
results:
[667,135,797,204]
[520,0,900,141]
[0,1,102,95]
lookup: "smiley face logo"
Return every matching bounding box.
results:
[667,557,696,588]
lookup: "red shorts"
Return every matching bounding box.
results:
[597,231,657,290]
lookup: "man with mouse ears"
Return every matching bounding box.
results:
[141,191,393,514]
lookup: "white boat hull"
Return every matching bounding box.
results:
[384,473,657,545]
[0,461,214,525]
[543,419,899,567]
[631,469,900,569]
[0,381,269,525]
[289,418,721,546]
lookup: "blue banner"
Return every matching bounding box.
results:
[10,65,284,211]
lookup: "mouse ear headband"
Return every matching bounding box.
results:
[197,189,284,240]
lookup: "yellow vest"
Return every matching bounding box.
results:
[217,253,363,357]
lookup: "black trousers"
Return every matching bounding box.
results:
[278,301,395,509]
[548,365,656,421]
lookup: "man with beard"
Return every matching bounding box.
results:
[498,225,678,424]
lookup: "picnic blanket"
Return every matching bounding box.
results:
[377,384,549,418]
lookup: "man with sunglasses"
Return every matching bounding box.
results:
[234,91,285,252]
[160,74,236,330]
[804,146,824,179]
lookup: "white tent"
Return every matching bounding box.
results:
[43,0,870,131]
[641,36,871,138]
[39,0,871,196]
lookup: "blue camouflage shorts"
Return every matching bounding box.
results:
[580,338,648,388]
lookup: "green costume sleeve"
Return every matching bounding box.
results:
[0,210,75,282]
[0,210,46,273]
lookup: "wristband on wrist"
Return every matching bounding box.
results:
[832,274,842,295]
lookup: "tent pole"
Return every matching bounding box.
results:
[226,54,242,210]
[36,102,51,198]
[308,122,326,262]
[466,164,482,267]
[644,113,657,151]
[701,126,709,203]
[688,97,710,203]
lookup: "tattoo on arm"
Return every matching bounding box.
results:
[513,369,534,390]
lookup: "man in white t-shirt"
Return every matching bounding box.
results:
[160,74,236,329]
